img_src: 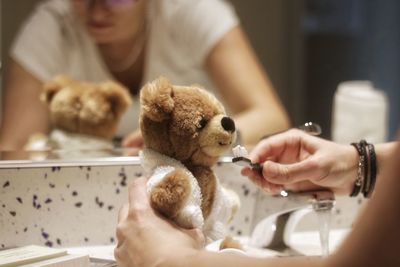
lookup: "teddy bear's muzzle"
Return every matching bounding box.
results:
[198,115,237,157]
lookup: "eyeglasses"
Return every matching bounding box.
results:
[74,0,139,11]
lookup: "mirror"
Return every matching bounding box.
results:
[0,148,140,161]
[1,0,399,162]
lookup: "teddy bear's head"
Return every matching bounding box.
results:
[140,77,236,166]
[41,75,132,139]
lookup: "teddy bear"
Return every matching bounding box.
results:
[25,75,132,158]
[139,77,240,243]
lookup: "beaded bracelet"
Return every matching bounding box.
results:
[350,140,377,198]
[365,143,377,198]
[350,142,365,197]
[360,140,371,197]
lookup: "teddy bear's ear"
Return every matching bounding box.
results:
[140,77,174,122]
[40,75,72,103]
[100,81,133,117]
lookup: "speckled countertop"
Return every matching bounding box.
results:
[0,156,364,249]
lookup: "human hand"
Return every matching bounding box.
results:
[114,177,205,267]
[241,129,359,195]
[122,129,144,148]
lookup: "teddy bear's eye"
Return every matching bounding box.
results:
[198,117,208,129]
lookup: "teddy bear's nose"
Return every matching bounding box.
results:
[221,116,235,133]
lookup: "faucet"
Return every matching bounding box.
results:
[249,190,335,256]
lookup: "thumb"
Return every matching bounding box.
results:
[128,177,151,217]
[118,203,129,222]
[262,158,321,185]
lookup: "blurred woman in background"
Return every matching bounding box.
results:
[0,0,290,151]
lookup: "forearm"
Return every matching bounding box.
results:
[205,26,290,147]
[0,60,49,150]
[165,249,326,267]
[375,142,398,179]
[0,111,49,150]
[234,105,290,147]
[327,142,400,267]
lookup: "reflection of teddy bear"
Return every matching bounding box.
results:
[25,75,132,158]
[139,77,240,243]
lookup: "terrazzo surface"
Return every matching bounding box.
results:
[0,160,364,248]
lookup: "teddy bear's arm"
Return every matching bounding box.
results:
[149,168,192,218]
[189,166,217,220]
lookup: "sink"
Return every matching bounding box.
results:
[63,229,350,261]
[206,228,349,257]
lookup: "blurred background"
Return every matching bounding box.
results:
[1,0,399,140]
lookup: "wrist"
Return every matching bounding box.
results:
[344,145,360,195]
[161,248,201,267]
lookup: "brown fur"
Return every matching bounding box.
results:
[140,77,174,122]
[140,78,234,164]
[42,75,132,139]
[140,77,238,230]
[149,169,191,218]
[188,165,216,219]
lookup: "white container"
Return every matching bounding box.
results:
[331,81,389,144]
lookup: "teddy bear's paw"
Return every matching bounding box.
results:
[219,236,244,250]
[176,205,204,229]
[149,168,192,219]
